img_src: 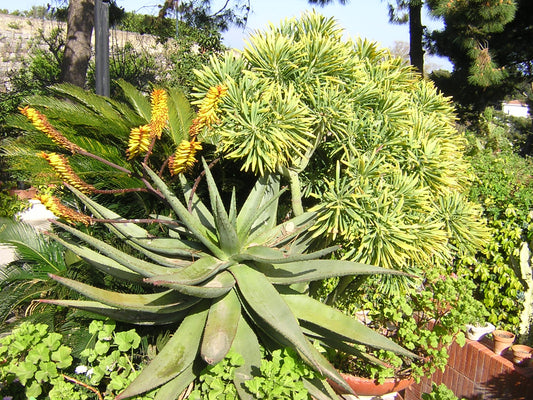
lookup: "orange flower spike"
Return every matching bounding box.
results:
[196,85,228,131]
[150,89,169,139]
[36,194,92,226]
[20,106,83,154]
[169,139,203,176]
[39,152,95,194]
[126,125,152,160]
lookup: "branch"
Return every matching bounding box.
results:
[78,149,132,175]
[62,374,103,400]
[93,188,149,194]
[91,217,182,227]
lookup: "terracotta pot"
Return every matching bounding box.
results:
[492,329,515,355]
[511,344,533,366]
[328,373,414,396]
[8,187,38,200]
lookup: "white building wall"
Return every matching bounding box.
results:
[502,102,530,118]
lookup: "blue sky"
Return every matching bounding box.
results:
[5,0,451,69]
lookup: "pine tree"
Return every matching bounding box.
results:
[427,0,517,111]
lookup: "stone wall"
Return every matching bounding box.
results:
[0,13,176,92]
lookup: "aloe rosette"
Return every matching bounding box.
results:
[41,159,414,399]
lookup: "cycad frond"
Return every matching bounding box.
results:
[0,219,67,274]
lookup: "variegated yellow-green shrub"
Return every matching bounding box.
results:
[192,11,490,293]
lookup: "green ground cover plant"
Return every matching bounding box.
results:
[0,320,154,399]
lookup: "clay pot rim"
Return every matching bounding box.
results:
[511,344,533,354]
[493,329,515,339]
[328,373,414,396]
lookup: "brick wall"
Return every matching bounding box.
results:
[403,337,533,399]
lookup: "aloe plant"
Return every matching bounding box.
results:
[34,157,415,399]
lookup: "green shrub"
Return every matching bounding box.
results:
[463,128,533,330]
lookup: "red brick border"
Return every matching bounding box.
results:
[402,338,533,399]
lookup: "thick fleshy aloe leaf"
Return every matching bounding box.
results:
[303,378,338,400]
[240,181,286,243]
[51,220,176,277]
[234,245,338,264]
[153,359,202,400]
[48,274,196,313]
[159,271,236,298]
[69,186,201,257]
[282,293,416,358]
[250,173,280,234]
[229,264,352,394]
[229,187,237,225]
[178,174,215,231]
[38,299,190,325]
[300,327,393,369]
[236,174,269,239]
[257,259,406,285]
[48,234,143,282]
[250,314,354,395]
[202,158,240,255]
[145,255,231,286]
[201,289,241,364]
[231,316,262,400]
[246,211,315,248]
[144,166,225,259]
[116,302,209,399]
[124,240,195,269]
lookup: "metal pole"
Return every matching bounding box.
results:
[95,0,110,97]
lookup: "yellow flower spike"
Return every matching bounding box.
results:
[150,89,168,139]
[20,106,83,154]
[36,194,92,226]
[126,125,152,160]
[39,152,96,194]
[195,85,228,131]
[169,139,203,176]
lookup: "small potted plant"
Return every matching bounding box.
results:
[492,330,516,356]
[510,344,533,366]
[464,298,493,341]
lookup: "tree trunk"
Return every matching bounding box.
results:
[409,1,424,75]
[60,0,95,87]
